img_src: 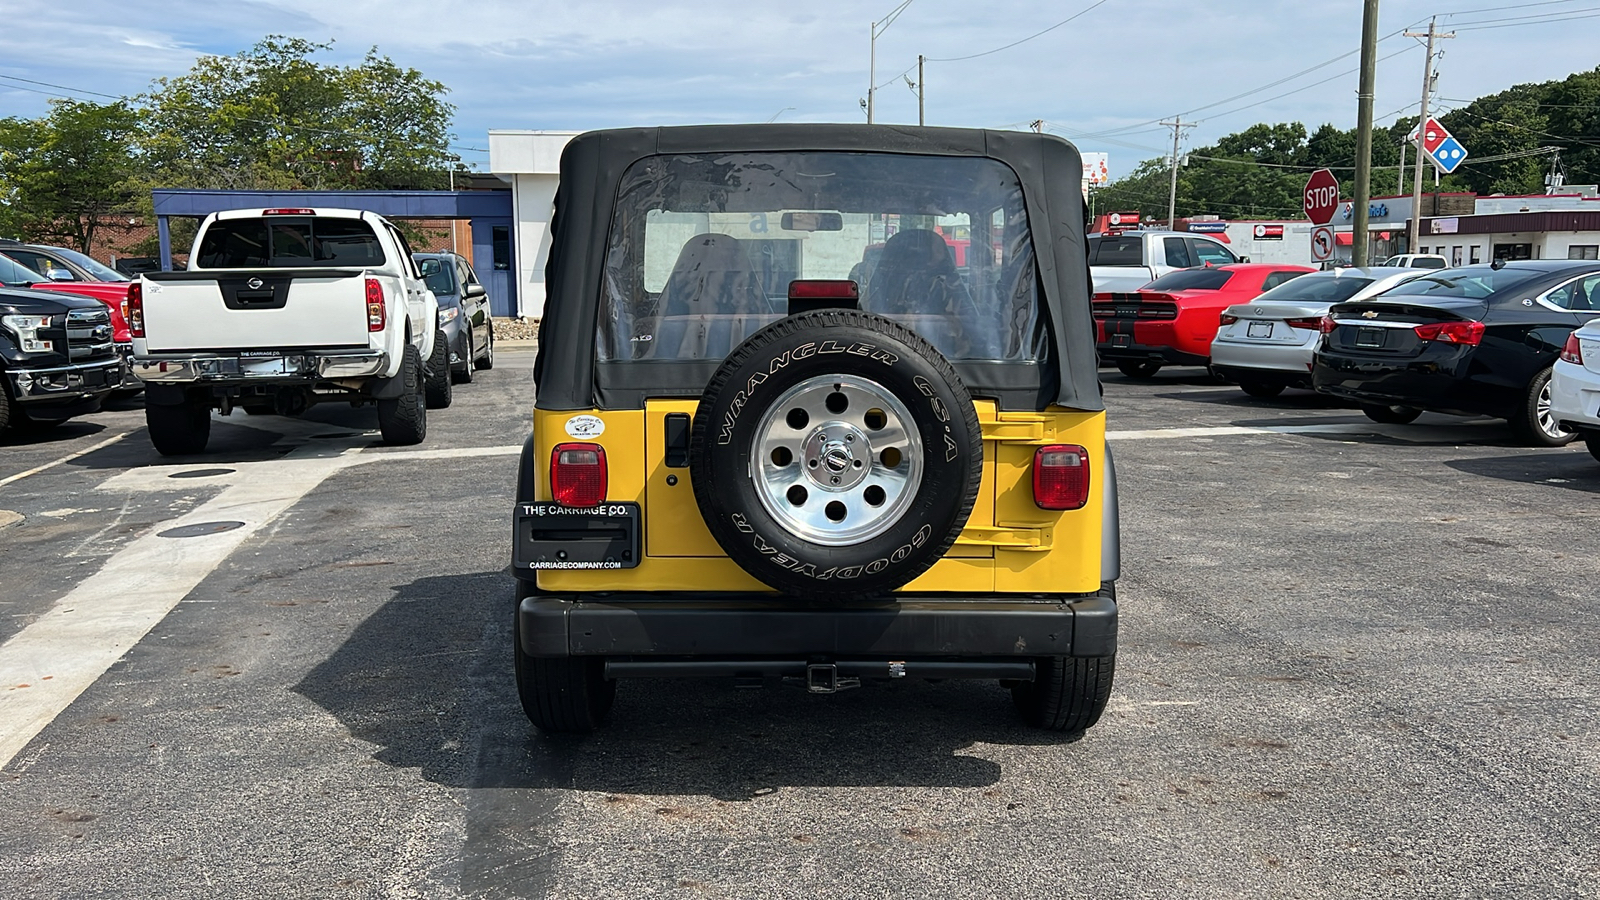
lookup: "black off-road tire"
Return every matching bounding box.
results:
[452,332,474,385]
[1012,654,1117,734]
[146,391,212,456]
[424,329,453,409]
[690,309,983,597]
[1582,432,1600,463]
[513,581,615,733]
[377,343,427,445]
[1507,367,1576,448]
[1238,378,1285,399]
[1361,404,1422,425]
[1117,361,1161,379]
[476,326,495,370]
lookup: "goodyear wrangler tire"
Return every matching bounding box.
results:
[690,310,983,597]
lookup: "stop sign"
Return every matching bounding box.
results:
[1303,168,1340,225]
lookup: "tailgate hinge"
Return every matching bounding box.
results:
[954,524,1052,551]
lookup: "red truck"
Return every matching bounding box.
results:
[1094,263,1315,379]
[1,242,141,391]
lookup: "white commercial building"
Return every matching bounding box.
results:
[488,130,579,319]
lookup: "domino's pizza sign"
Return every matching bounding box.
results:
[1418,118,1469,175]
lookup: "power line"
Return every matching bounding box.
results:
[1453,9,1600,29]
[924,0,1113,62]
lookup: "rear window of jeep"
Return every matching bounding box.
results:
[598,151,1045,363]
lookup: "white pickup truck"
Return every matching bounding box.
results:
[132,207,452,454]
[1087,230,1242,293]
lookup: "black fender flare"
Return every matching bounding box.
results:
[1101,441,1120,583]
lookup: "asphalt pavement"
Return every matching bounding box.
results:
[2,352,1598,899]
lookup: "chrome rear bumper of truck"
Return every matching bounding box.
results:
[134,350,387,383]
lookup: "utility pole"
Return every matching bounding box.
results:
[1404,17,1453,254]
[868,21,877,124]
[1160,117,1194,229]
[917,55,925,126]
[1351,0,1380,268]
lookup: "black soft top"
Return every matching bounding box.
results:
[534,124,1101,412]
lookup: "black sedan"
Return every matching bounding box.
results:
[1312,260,1600,446]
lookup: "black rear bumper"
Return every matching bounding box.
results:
[1097,342,1208,367]
[517,586,1118,666]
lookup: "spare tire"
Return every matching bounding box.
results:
[690,309,983,596]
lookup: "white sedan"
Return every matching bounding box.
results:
[1210,267,1429,398]
[1551,317,1600,463]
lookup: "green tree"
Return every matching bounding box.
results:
[0,100,143,251]
[140,36,458,191]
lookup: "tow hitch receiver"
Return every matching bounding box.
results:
[805,663,861,694]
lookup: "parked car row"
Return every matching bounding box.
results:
[1098,256,1600,461]
[1,218,499,448]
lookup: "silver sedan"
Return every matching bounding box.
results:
[1210,267,1429,398]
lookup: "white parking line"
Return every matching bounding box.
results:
[0,431,130,490]
[0,440,530,770]
[1107,421,1493,441]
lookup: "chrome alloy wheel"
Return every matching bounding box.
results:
[751,374,924,546]
[1537,378,1573,441]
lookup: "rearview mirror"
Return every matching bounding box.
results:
[780,212,844,232]
[463,284,486,298]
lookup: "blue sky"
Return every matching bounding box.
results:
[1,0,1595,179]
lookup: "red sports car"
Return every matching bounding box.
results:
[1094,262,1315,378]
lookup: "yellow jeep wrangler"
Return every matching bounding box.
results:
[513,125,1119,734]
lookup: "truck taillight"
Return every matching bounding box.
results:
[1561,333,1584,365]
[262,208,316,216]
[1413,320,1485,346]
[551,443,607,508]
[127,281,144,338]
[365,277,386,332]
[1033,444,1090,511]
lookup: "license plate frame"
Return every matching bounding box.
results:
[514,501,641,570]
[1247,321,1273,339]
[1354,328,1385,349]
[242,357,287,376]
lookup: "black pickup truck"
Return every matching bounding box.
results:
[0,286,122,434]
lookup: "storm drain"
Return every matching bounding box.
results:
[158,521,245,539]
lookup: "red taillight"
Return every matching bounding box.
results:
[787,279,860,300]
[1413,320,1485,346]
[1219,313,1239,325]
[365,277,386,332]
[1318,315,1336,335]
[127,281,144,338]
[262,208,316,216]
[1092,304,1115,318]
[551,442,608,508]
[1561,333,1584,365]
[1285,316,1323,330]
[1033,444,1090,511]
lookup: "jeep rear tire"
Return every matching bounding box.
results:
[690,310,983,597]
[377,343,427,445]
[146,391,212,456]
[513,580,615,733]
[1012,654,1116,734]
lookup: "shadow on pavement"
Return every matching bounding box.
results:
[298,571,1086,802]
[1444,450,1600,493]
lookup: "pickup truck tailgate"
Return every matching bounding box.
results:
[141,269,371,352]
